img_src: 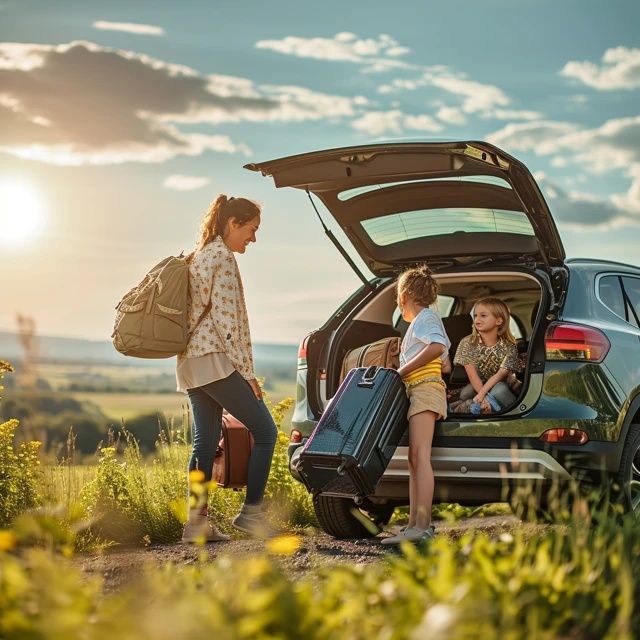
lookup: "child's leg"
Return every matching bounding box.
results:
[489,381,516,408]
[459,383,475,401]
[408,409,437,531]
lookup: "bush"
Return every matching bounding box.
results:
[80,427,189,545]
[78,393,315,545]
[0,362,42,527]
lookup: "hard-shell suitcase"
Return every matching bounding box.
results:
[298,366,409,497]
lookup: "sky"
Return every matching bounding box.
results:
[0,0,638,345]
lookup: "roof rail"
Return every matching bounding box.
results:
[566,257,640,270]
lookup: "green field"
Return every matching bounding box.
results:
[73,386,296,429]
[72,392,189,422]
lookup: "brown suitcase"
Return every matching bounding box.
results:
[339,336,401,382]
[212,412,254,489]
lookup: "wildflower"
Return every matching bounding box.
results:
[0,530,17,551]
[189,469,206,484]
[266,534,302,556]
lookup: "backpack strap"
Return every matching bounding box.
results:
[187,300,212,341]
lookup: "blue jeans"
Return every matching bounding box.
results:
[459,381,516,409]
[187,371,277,505]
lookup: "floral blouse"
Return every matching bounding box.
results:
[183,236,255,380]
[453,335,520,382]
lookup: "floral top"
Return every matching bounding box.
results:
[453,335,520,382]
[183,236,255,380]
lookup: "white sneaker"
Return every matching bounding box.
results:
[181,515,230,543]
[232,508,279,539]
[381,525,435,546]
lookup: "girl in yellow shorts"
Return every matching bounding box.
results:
[381,264,451,545]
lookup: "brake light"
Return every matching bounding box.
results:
[540,428,589,445]
[290,429,302,444]
[298,334,310,360]
[545,323,610,362]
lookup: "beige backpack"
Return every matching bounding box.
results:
[112,254,210,358]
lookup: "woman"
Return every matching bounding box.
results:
[178,194,277,542]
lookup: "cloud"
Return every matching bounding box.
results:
[163,175,210,191]
[535,172,639,229]
[561,46,640,90]
[255,32,413,72]
[258,32,543,126]
[427,73,510,113]
[481,109,542,121]
[489,117,640,228]
[351,110,442,135]
[611,165,640,214]
[92,21,165,36]
[378,68,512,115]
[488,116,640,172]
[0,40,367,165]
[486,121,579,154]
[436,106,466,125]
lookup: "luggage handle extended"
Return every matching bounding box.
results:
[357,365,379,388]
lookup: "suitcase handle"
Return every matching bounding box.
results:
[357,365,379,388]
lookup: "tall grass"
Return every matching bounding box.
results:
[1,497,639,639]
[47,394,316,545]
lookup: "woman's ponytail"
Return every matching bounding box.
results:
[195,194,262,252]
[196,194,228,251]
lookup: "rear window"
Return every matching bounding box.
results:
[360,208,534,247]
[338,175,512,201]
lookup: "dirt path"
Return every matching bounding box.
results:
[77,515,536,592]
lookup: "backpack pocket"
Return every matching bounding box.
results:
[154,303,185,343]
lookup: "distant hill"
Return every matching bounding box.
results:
[0,331,297,370]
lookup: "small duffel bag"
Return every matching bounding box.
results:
[212,412,254,489]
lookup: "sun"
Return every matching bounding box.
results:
[0,179,46,247]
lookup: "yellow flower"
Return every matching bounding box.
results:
[189,469,206,484]
[277,432,289,446]
[0,530,17,551]
[266,534,302,556]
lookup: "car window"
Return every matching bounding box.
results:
[598,275,626,319]
[392,295,455,327]
[621,277,640,327]
[509,317,523,340]
[338,175,512,201]
[360,208,534,247]
[436,295,455,318]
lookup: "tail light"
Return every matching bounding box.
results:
[290,429,302,444]
[297,334,310,363]
[540,428,589,445]
[545,323,610,363]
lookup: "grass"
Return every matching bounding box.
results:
[4,365,640,638]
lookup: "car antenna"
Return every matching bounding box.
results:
[306,190,374,291]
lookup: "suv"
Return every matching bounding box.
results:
[246,141,640,538]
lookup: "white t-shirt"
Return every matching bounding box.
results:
[400,307,451,366]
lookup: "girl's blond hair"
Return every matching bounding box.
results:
[472,297,516,344]
[196,194,261,251]
[396,264,439,308]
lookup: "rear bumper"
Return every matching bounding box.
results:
[288,441,610,504]
[375,446,572,503]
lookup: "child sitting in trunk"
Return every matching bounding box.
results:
[451,297,520,414]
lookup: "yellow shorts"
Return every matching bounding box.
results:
[406,383,448,421]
